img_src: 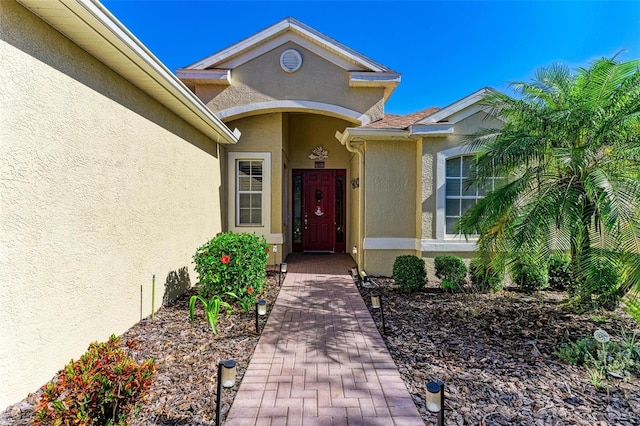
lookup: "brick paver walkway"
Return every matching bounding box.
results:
[225,254,424,426]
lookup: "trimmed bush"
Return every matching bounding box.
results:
[547,252,574,291]
[588,256,623,311]
[32,335,156,426]
[434,255,467,289]
[193,232,269,312]
[392,255,427,293]
[469,257,504,292]
[511,257,548,292]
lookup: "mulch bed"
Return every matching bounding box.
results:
[2,272,639,425]
[360,278,640,426]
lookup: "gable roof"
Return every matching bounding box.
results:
[177,17,401,101]
[16,0,239,145]
[183,17,395,73]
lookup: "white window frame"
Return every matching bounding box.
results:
[425,145,478,252]
[228,152,271,235]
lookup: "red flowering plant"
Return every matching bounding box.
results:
[193,232,269,313]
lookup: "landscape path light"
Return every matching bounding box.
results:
[255,299,267,333]
[426,380,444,426]
[370,293,386,334]
[279,262,287,286]
[216,359,237,426]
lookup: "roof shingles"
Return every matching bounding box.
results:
[362,107,439,129]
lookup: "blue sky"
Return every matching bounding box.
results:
[104,1,640,115]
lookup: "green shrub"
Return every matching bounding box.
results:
[392,255,427,293]
[469,257,504,292]
[588,256,623,311]
[434,255,467,288]
[193,232,269,312]
[32,335,156,426]
[441,280,457,292]
[547,252,574,291]
[511,257,548,292]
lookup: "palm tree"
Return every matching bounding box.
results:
[458,56,640,308]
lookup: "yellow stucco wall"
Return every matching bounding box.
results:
[224,113,283,258]
[196,42,385,122]
[0,1,226,409]
[365,140,417,238]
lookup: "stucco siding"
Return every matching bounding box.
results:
[1,1,224,408]
[200,42,385,122]
[225,114,283,243]
[365,140,417,238]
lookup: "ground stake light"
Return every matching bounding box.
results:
[216,359,237,426]
[370,293,386,334]
[279,262,287,286]
[426,381,444,426]
[255,299,267,333]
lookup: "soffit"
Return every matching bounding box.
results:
[17,0,239,145]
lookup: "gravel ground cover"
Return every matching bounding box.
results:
[2,271,638,425]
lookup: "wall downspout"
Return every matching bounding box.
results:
[343,137,365,269]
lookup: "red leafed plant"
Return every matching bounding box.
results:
[32,335,156,426]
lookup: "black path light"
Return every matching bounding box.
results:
[370,293,386,334]
[255,299,267,333]
[279,262,287,286]
[426,381,445,426]
[216,359,237,426]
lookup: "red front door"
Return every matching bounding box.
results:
[292,169,346,253]
[304,170,335,251]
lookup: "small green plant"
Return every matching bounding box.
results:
[434,255,467,288]
[193,231,269,309]
[469,257,504,292]
[227,286,258,313]
[555,328,640,387]
[623,297,640,323]
[392,255,427,293]
[32,335,156,426]
[440,280,457,292]
[547,252,574,291]
[511,256,548,292]
[189,295,232,334]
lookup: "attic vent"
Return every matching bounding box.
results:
[280,49,302,73]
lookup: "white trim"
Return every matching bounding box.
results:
[363,238,420,250]
[216,100,370,125]
[436,145,474,240]
[228,152,272,236]
[349,72,402,87]
[175,69,231,85]
[185,17,391,73]
[17,0,238,145]
[336,127,413,143]
[421,240,478,252]
[417,87,495,125]
[410,124,455,136]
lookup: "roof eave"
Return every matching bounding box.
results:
[18,0,238,145]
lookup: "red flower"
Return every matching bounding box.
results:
[266,248,270,253]
[220,255,230,264]
[247,287,254,294]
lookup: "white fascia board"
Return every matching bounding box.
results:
[185,17,391,73]
[410,124,455,136]
[18,0,238,145]
[349,72,402,87]
[416,87,495,125]
[339,127,413,142]
[175,69,231,85]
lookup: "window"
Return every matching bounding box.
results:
[237,160,263,226]
[444,155,501,234]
